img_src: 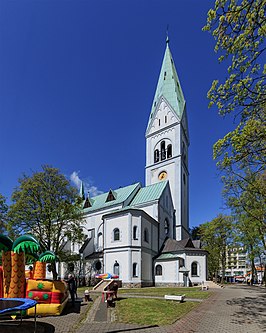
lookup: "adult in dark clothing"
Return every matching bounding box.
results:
[67,274,76,307]
[112,282,118,299]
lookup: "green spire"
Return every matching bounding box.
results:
[149,40,185,124]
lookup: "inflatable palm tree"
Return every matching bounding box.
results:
[34,251,58,279]
[0,234,40,298]
[9,234,39,298]
[0,235,13,297]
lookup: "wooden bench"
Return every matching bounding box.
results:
[164,294,186,302]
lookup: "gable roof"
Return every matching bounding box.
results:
[83,183,141,213]
[161,238,199,253]
[129,181,168,207]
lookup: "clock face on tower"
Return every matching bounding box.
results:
[158,171,167,181]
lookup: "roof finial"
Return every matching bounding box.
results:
[166,24,169,44]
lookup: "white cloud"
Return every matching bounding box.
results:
[70,171,81,188]
[70,171,103,197]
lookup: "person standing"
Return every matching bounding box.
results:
[67,274,77,307]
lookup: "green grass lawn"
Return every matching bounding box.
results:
[119,287,211,299]
[115,298,198,326]
[77,286,211,326]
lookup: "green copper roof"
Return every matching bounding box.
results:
[129,181,168,206]
[148,41,185,126]
[83,183,141,213]
[156,253,182,260]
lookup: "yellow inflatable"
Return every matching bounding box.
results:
[26,279,69,316]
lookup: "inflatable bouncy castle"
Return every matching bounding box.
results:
[0,234,68,316]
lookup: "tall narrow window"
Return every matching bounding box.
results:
[165,115,167,123]
[164,219,169,235]
[114,261,119,276]
[133,226,138,240]
[167,144,172,158]
[155,265,162,275]
[113,228,120,241]
[144,228,149,243]
[191,262,198,276]
[161,141,166,160]
[98,232,103,250]
[133,263,138,277]
[154,149,159,163]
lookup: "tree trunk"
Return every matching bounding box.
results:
[251,258,256,285]
[51,261,58,280]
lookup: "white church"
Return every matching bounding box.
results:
[77,39,207,287]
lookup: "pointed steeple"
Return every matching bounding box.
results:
[79,181,85,200]
[148,40,185,125]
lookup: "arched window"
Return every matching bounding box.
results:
[155,265,162,276]
[154,149,160,163]
[161,141,166,160]
[167,144,172,158]
[94,260,102,271]
[164,219,169,235]
[98,232,103,250]
[133,263,138,277]
[191,262,198,276]
[113,261,119,276]
[133,226,138,240]
[144,228,149,243]
[113,228,120,241]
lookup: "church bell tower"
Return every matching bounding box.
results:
[145,38,190,240]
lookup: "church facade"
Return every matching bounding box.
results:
[78,40,207,287]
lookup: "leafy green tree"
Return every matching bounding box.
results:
[8,165,85,278]
[234,213,263,283]
[200,214,233,283]
[204,0,265,284]
[0,194,8,234]
[204,0,266,186]
[225,170,266,247]
[190,226,201,240]
[225,170,266,284]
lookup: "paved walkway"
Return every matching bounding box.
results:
[0,285,265,333]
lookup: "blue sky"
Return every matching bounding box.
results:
[0,0,234,228]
